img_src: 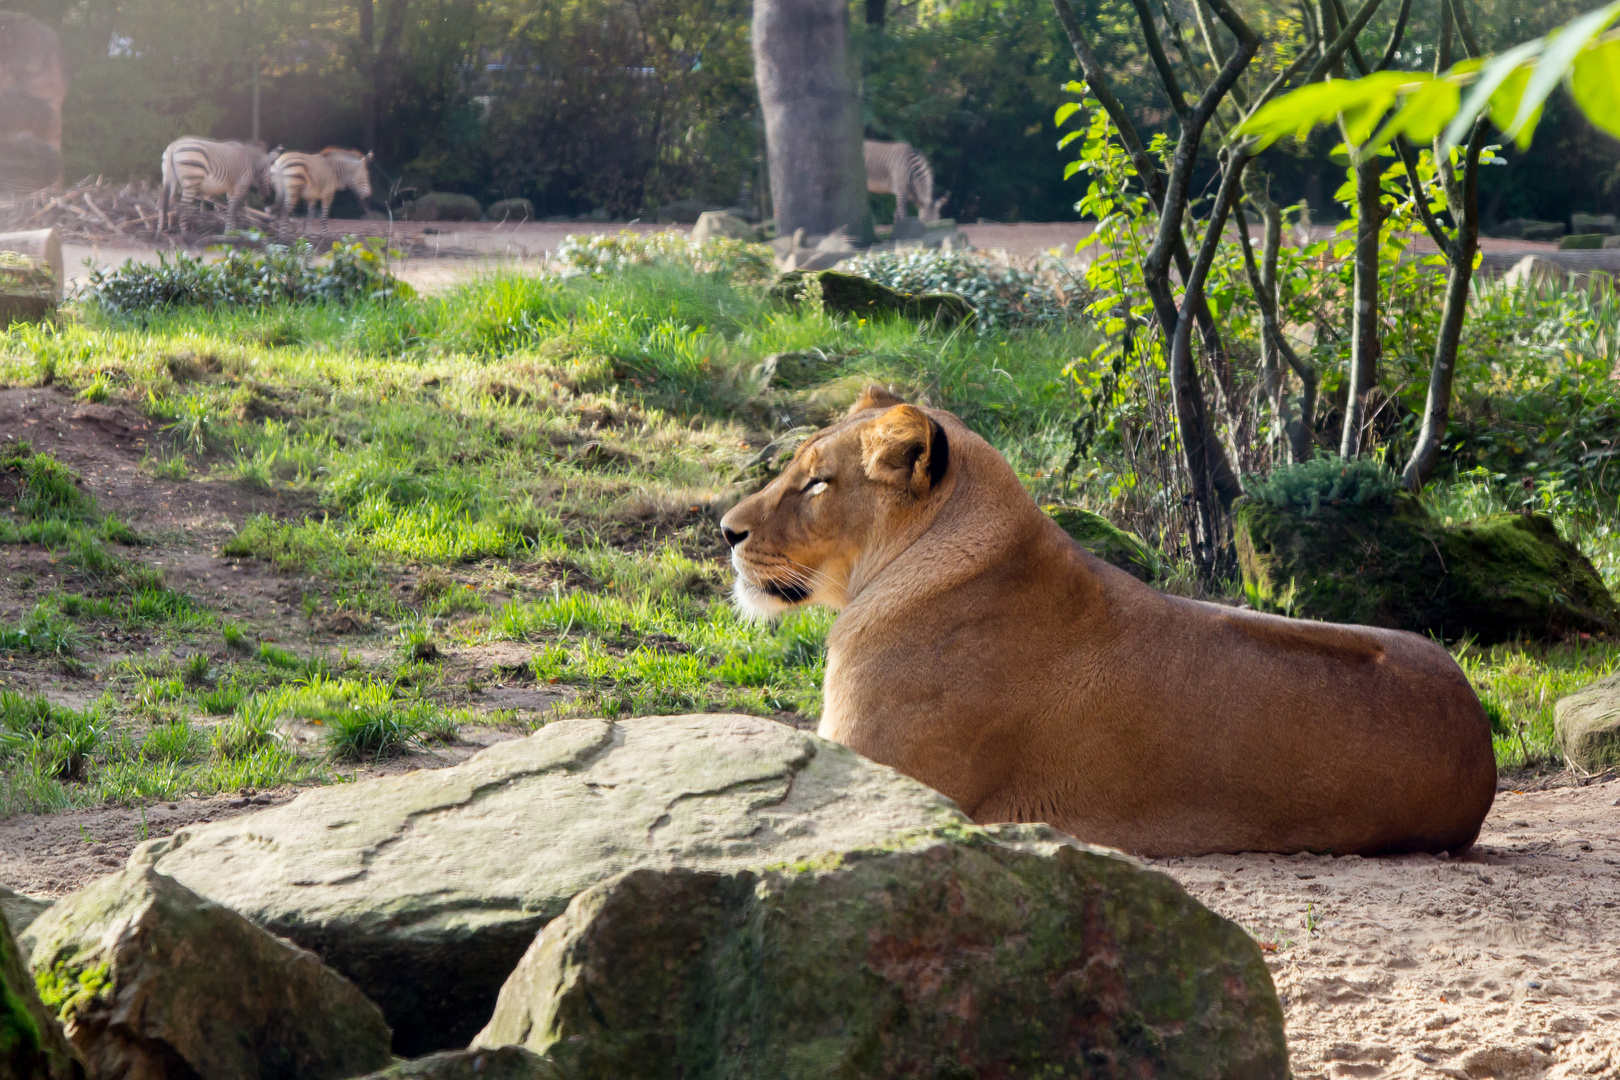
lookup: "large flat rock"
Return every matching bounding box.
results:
[133,714,970,1053]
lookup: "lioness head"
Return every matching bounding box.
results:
[720,386,950,618]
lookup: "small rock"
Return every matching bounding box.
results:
[21,867,391,1080]
[355,1046,563,1079]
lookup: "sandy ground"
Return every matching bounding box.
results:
[1155,776,1620,1080]
[4,748,1615,1077]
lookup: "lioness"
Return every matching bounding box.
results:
[720,387,1496,857]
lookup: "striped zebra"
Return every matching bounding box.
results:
[863,140,947,224]
[158,137,280,234]
[271,147,374,233]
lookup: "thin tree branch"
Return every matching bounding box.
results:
[1395,135,1452,256]
[1050,0,1161,197]
[1131,0,1192,120]
[1377,0,1414,70]
[1305,0,1387,82]
[1447,0,1482,58]
[1327,0,1375,74]
[1145,25,1259,283]
[1169,153,1251,512]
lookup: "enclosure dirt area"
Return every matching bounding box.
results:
[5,735,1616,1079]
[1161,775,1620,1080]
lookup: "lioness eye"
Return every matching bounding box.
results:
[804,479,829,496]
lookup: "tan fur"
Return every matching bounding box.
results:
[720,388,1497,857]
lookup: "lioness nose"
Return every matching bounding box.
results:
[722,526,748,549]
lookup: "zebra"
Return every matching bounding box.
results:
[863,140,947,224]
[158,137,280,235]
[271,147,374,234]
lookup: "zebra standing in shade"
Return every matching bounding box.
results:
[863,140,947,224]
[158,137,280,235]
[271,147,374,234]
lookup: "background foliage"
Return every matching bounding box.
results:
[10,0,1619,224]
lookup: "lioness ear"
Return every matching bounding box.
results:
[848,384,907,417]
[861,405,948,497]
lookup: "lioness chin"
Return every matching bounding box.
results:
[720,386,1496,858]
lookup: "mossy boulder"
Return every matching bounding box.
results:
[1,907,83,1080]
[1235,498,1618,642]
[474,830,1286,1080]
[402,192,483,222]
[1553,673,1620,771]
[771,269,975,328]
[20,866,392,1080]
[1044,505,1161,582]
[1559,233,1607,250]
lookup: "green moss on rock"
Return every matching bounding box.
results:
[1235,496,1618,642]
[20,867,391,1080]
[770,270,975,328]
[1,907,83,1080]
[1044,506,1161,582]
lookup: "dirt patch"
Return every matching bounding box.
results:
[1154,776,1620,1080]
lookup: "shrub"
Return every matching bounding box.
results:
[837,248,1089,329]
[556,231,774,283]
[1244,456,1402,517]
[85,238,411,315]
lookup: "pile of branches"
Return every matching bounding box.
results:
[0,177,276,245]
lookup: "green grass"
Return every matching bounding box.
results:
[2,255,1618,816]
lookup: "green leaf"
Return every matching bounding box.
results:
[1062,79,1087,93]
[1443,38,1545,149]
[1236,79,1369,149]
[1056,130,1083,150]
[1055,101,1082,127]
[1487,66,1541,150]
[1064,160,1084,180]
[1572,37,1620,140]
[1366,76,1460,153]
[1507,0,1620,142]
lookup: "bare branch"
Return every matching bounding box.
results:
[1395,135,1452,256]
[1305,0,1387,82]
[1377,0,1414,70]
[1131,0,1191,120]
[1447,0,1482,58]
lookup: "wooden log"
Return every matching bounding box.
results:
[0,228,62,302]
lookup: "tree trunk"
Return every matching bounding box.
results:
[1340,154,1383,457]
[357,0,376,153]
[753,0,871,241]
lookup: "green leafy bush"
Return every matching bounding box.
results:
[85,238,411,315]
[837,248,1088,329]
[1244,457,1402,517]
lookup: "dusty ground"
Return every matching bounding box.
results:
[1156,775,1620,1080]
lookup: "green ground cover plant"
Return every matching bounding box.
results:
[2,243,1618,815]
